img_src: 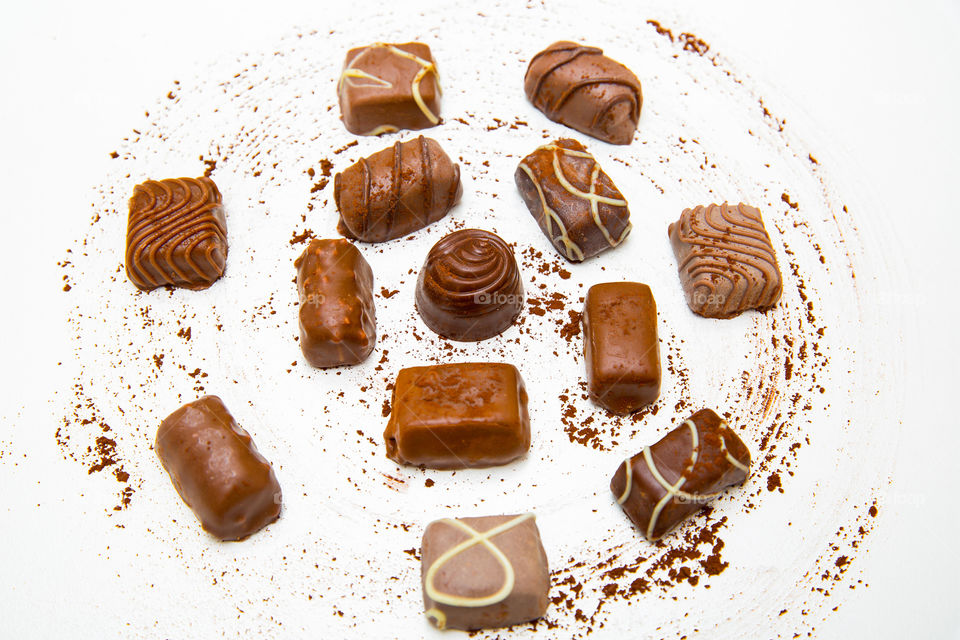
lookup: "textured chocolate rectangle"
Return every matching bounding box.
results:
[610,409,751,540]
[334,136,462,243]
[383,363,530,469]
[668,202,783,318]
[337,42,441,136]
[515,138,631,262]
[155,395,281,541]
[125,176,227,291]
[421,514,549,630]
[583,282,660,414]
[524,41,642,145]
[295,238,376,368]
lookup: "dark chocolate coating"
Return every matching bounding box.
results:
[334,136,462,242]
[415,229,524,341]
[668,202,783,318]
[155,395,281,541]
[337,42,441,136]
[383,363,530,469]
[421,514,550,630]
[610,409,751,540]
[295,238,376,368]
[583,282,660,414]
[515,138,631,262]
[524,41,642,145]
[125,177,227,290]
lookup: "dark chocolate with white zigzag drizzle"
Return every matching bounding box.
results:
[668,202,783,318]
[125,176,227,291]
[515,138,631,262]
[524,41,643,145]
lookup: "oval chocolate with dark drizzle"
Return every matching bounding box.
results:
[415,229,524,341]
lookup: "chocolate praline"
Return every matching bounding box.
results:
[415,229,524,341]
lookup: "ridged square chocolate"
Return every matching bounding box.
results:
[515,138,631,262]
[668,202,783,318]
[421,514,550,630]
[337,42,441,136]
[610,409,751,540]
[125,176,227,291]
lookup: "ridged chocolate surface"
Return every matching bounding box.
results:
[524,41,642,145]
[515,138,631,262]
[295,238,376,368]
[668,202,783,318]
[610,409,751,541]
[334,136,462,242]
[125,177,227,291]
[155,395,281,541]
[415,229,523,341]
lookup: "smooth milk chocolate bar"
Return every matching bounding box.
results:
[155,395,281,541]
[583,282,660,414]
[334,136,462,242]
[295,238,376,368]
[421,514,550,630]
[125,176,227,290]
[337,42,441,136]
[515,138,631,262]
[383,363,530,469]
[668,202,783,318]
[610,409,751,540]
[524,41,642,145]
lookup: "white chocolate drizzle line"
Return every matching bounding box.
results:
[424,514,534,608]
[340,43,441,126]
[545,143,631,248]
[425,607,447,629]
[517,162,584,261]
[622,419,747,540]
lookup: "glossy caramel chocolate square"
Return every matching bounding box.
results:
[383,363,530,469]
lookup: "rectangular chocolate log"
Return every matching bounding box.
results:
[334,136,462,242]
[610,409,751,540]
[155,395,281,541]
[383,363,530,469]
[515,138,631,262]
[668,202,783,318]
[524,41,642,145]
[421,513,550,630]
[583,282,660,414]
[125,176,227,291]
[295,238,376,368]
[337,42,441,136]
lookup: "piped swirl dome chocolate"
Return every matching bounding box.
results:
[415,229,524,341]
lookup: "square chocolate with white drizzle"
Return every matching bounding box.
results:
[515,138,631,262]
[610,409,751,541]
[337,42,441,136]
[421,514,550,631]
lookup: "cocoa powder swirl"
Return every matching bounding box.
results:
[125,177,227,291]
[415,229,524,341]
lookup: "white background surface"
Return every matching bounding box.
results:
[1,1,957,638]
